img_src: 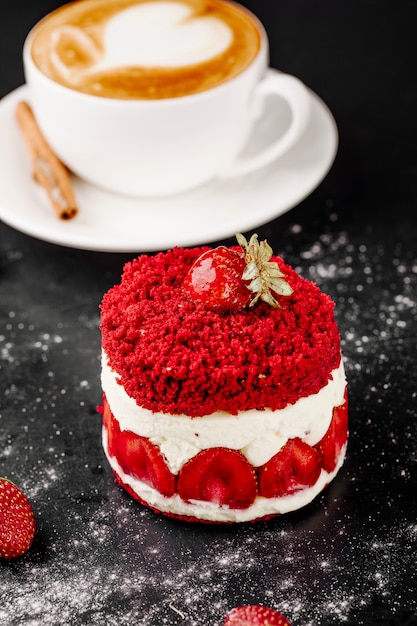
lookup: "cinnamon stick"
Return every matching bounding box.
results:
[15,100,78,220]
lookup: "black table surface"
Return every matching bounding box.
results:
[1,2,417,625]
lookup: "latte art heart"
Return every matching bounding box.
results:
[30,0,261,99]
[98,3,233,68]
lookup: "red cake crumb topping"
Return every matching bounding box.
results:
[100,247,341,417]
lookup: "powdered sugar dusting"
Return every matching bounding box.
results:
[1,495,417,625]
[283,217,417,388]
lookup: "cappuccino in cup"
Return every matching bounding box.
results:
[30,0,261,100]
[24,0,312,197]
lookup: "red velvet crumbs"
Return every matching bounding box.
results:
[100,247,341,417]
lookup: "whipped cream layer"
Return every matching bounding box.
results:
[101,351,346,472]
[103,428,347,522]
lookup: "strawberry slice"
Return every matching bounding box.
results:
[116,430,176,498]
[224,605,291,625]
[258,437,322,498]
[101,395,121,458]
[0,478,36,559]
[177,448,257,509]
[315,392,348,473]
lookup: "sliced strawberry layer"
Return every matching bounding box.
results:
[102,396,175,497]
[177,447,257,509]
[258,437,322,498]
[315,390,348,473]
[100,392,348,510]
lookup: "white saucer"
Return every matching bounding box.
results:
[0,84,338,252]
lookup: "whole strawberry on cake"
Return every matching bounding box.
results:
[99,233,348,523]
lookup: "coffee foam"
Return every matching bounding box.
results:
[95,3,233,69]
[29,0,261,99]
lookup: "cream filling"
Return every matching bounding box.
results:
[103,427,347,523]
[101,351,346,472]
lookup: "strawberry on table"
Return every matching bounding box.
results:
[224,604,292,625]
[0,478,36,559]
[182,232,293,310]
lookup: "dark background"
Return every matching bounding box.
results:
[1,2,417,625]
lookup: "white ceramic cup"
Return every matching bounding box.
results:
[23,2,311,198]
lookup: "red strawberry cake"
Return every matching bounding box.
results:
[99,233,348,523]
